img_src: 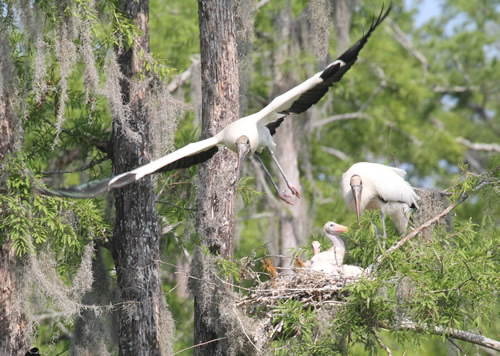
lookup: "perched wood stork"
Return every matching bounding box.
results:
[37,5,391,202]
[341,162,420,239]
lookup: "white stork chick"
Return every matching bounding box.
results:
[37,5,392,203]
[302,241,321,268]
[310,222,349,274]
[342,162,420,239]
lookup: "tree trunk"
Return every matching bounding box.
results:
[334,0,355,53]
[0,82,29,353]
[109,0,164,354]
[270,6,310,270]
[193,0,239,354]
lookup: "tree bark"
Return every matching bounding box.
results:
[0,73,29,353]
[109,0,163,354]
[270,6,310,270]
[193,0,239,354]
[334,0,355,53]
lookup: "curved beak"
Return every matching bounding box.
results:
[235,136,251,184]
[333,223,349,234]
[351,184,362,227]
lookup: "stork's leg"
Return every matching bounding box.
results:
[267,147,301,198]
[380,211,387,248]
[254,154,294,205]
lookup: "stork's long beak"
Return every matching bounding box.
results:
[333,223,349,233]
[235,136,251,185]
[351,184,362,228]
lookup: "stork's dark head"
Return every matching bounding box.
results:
[349,175,363,227]
[235,135,251,173]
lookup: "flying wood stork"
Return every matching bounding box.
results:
[341,162,420,239]
[37,5,392,202]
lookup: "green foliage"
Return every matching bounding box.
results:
[0,156,109,256]
[271,300,323,354]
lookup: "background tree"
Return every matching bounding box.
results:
[190,0,241,354]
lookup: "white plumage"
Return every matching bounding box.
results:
[309,221,365,278]
[341,162,420,237]
[310,221,348,274]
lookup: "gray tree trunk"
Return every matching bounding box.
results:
[109,0,164,354]
[334,0,355,53]
[270,7,311,270]
[0,78,29,353]
[193,0,240,354]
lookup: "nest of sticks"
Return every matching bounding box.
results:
[237,267,363,312]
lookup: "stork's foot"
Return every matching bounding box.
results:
[277,190,295,205]
[287,184,301,198]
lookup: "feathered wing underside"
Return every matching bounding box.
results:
[277,3,392,116]
[37,136,220,198]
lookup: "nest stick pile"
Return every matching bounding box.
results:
[237,269,362,312]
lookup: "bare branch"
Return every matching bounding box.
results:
[432,85,478,93]
[256,0,271,10]
[173,337,228,355]
[41,156,108,175]
[386,18,428,69]
[320,146,350,161]
[373,330,393,356]
[456,137,500,153]
[311,112,372,129]
[376,192,468,267]
[166,58,200,94]
[396,319,500,352]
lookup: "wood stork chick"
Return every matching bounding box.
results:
[310,222,349,273]
[342,162,420,239]
[301,240,321,268]
[37,5,392,203]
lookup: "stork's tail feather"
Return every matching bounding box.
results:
[34,178,112,199]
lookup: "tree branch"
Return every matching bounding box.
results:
[395,319,500,352]
[456,137,500,153]
[311,112,372,129]
[376,192,468,267]
[166,58,200,94]
[386,18,428,70]
[320,146,350,161]
[432,85,478,94]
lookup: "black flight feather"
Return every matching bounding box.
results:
[158,146,219,172]
[266,117,285,136]
[282,3,391,115]
[35,146,220,198]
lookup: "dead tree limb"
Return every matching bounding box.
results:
[311,112,372,129]
[375,192,468,267]
[394,319,500,352]
[456,137,500,153]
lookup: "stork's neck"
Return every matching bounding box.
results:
[325,233,345,265]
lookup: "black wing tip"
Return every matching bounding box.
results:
[34,177,113,199]
[335,2,392,65]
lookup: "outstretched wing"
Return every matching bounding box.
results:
[37,136,220,198]
[255,3,391,124]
